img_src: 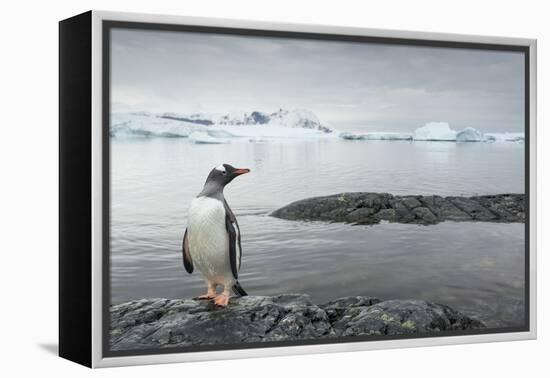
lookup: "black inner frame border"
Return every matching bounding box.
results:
[102,20,531,358]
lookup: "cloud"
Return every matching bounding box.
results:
[111,28,525,132]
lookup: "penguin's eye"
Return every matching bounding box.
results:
[221,170,227,175]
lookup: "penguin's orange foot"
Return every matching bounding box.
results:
[214,293,230,307]
[195,293,216,300]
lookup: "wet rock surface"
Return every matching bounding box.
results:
[110,294,484,351]
[270,193,524,225]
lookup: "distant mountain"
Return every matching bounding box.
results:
[110,108,335,139]
[157,108,333,133]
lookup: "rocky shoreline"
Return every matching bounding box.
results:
[110,294,484,351]
[271,192,524,225]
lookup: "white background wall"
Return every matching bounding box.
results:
[0,0,546,376]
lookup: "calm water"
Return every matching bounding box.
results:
[110,139,525,328]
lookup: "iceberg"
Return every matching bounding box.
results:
[204,129,236,139]
[207,124,337,140]
[414,123,487,143]
[413,123,522,143]
[188,131,229,144]
[456,127,483,142]
[483,132,525,143]
[340,132,413,141]
[414,122,457,141]
[340,123,520,144]
[110,113,201,138]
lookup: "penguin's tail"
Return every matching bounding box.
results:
[232,281,248,297]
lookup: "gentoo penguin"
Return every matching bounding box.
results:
[182,163,250,307]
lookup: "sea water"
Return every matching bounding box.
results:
[110,138,525,327]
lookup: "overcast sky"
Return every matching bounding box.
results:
[111,28,525,132]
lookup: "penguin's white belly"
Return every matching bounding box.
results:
[187,197,233,285]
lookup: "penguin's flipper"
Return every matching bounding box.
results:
[224,200,241,280]
[182,228,193,274]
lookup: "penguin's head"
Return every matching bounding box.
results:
[205,163,250,188]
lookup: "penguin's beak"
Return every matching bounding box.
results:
[233,168,250,175]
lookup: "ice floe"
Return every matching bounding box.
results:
[340,132,413,141]
[188,131,229,144]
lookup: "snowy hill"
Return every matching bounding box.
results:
[158,108,333,132]
[110,109,335,141]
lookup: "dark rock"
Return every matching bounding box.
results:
[320,296,381,323]
[401,196,422,209]
[419,195,472,221]
[447,197,497,221]
[110,294,484,351]
[411,206,437,224]
[246,111,270,125]
[331,300,485,337]
[346,207,377,224]
[374,208,397,222]
[271,192,524,226]
[472,194,525,222]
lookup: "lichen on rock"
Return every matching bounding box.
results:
[110,294,485,351]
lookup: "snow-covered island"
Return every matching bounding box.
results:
[110,109,524,144]
[110,109,335,143]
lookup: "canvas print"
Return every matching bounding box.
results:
[106,26,527,354]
